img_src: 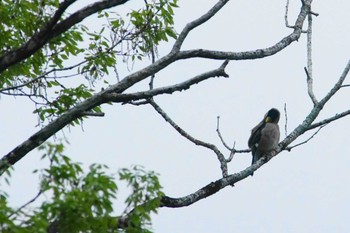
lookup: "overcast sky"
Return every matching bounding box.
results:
[1,0,350,232]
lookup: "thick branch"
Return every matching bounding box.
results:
[111,41,350,222]
[0,0,130,74]
[0,0,313,176]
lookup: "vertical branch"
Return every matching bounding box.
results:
[149,47,156,90]
[305,9,318,105]
[284,0,291,28]
[284,103,288,137]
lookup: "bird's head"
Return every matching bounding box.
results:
[264,108,280,123]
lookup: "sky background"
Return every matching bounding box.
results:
[1,0,350,232]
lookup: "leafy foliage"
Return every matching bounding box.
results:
[119,166,164,232]
[0,0,176,231]
[0,142,164,232]
[0,0,178,125]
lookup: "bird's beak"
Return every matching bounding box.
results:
[265,116,271,123]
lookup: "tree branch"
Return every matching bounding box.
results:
[0,0,313,176]
[110,34,350,225]
[215,116,249,163]
[148,99,229,177]
[172,0,230,52]
[279,59,350,150]
[307,109,350,130]
[104,60,229,103]
[0,0,130,74]
[305,8,318,105]
[286,124,325,151]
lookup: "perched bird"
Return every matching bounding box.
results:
[248,108,280,175]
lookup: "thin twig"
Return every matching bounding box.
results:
[172,0,230,51]
[216,116,231,151]
[284,0,291,28]
[8,189,43,218]
[286,124,326,151]
[215,116,236,163]
[226,142,236,163]
[284,0,308,32]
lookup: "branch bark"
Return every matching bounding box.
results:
[0,0,313,175]
[119,58,350,218]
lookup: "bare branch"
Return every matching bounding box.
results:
[216,116,232,151]
[161,155,268,208]
[172,0,230,52]
[148,99,228,177]
[305,9,318,105]
[284,103,288,137]
[215,116,237,163]
[305,67,318,105]
[307,109,350,130]
[284,0,292,28]
[318,59,350,105]
[105,60,229,103]
[118,155,269,225]
[8,189,43,218]
[286,124,325,151]
[280,59,350,150]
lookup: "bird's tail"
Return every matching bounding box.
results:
[250,151,260,176]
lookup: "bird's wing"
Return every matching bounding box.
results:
[248,121,265,149]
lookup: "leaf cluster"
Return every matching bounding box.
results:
[0,0,178,129]
[0,142,164,233]
[119,165,164,232]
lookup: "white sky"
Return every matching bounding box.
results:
[1,0,350,232]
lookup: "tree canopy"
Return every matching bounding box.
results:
[1,0,350,232]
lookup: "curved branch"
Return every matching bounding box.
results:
[172,0,230,51]
[286,124,325,151]
[148,99,229,177]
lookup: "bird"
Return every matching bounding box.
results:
[248,108,280,175]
